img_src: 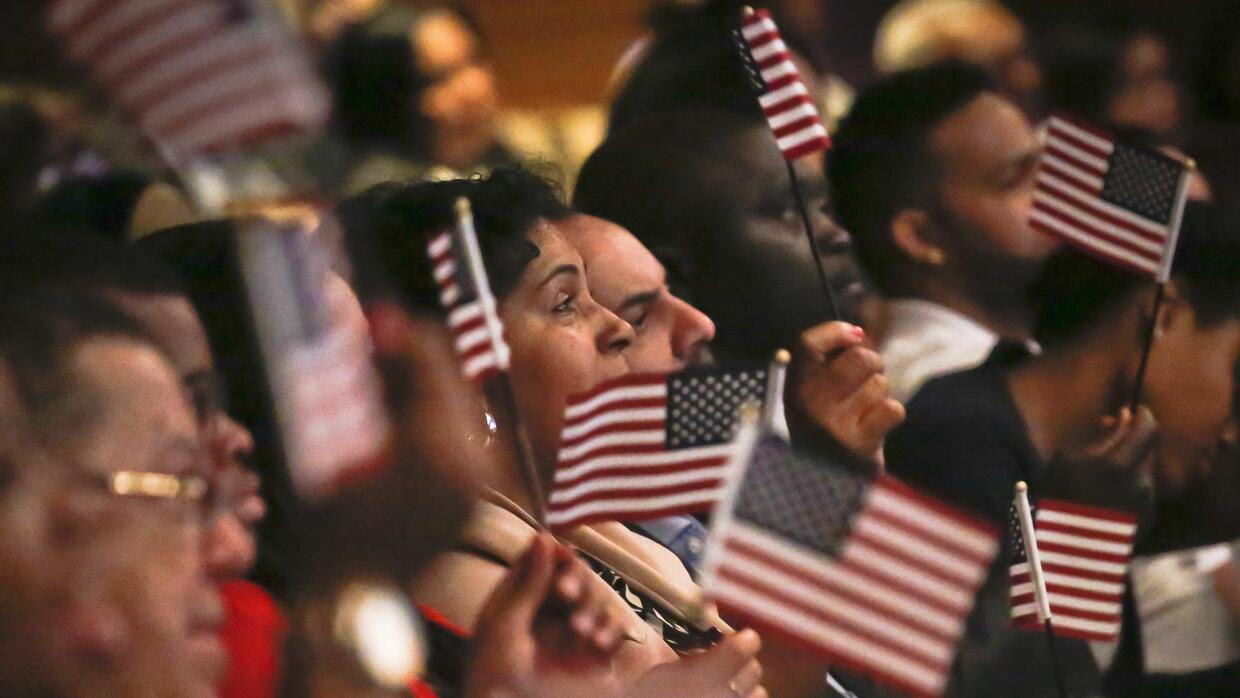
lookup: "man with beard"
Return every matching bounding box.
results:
[828,61,1057,402]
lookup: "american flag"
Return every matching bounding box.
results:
[1030,115,1190,281]
[235,221,391,500]
[426,199,510,383]
[546,365,768,531]
[46,0,328,160]
[702,435,998,698]
[1009,498,1137,642]
[736,8,831,160]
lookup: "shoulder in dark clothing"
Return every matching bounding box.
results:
[885,362,1041,525]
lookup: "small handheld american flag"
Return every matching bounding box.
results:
[701,432,998,697]
[1009,495,1137,642]
[46,0,329,161]
[735,7,831,161]
[1030,115,1191,282]
[426,198,511,383]
[235,220,391,500]
[546,365,768,531]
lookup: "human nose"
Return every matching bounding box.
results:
[591,301,634,355]
[670,296,716,364]
[207,412,254,469]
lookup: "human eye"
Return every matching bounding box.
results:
[552,291,578,315]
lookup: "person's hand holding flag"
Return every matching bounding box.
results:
[787,321,905,470]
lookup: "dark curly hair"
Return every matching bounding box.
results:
[336,167,572,314]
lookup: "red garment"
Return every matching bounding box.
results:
[217,579,287,698]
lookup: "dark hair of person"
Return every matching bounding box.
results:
[29,171,153,242]
[574,107,760,269]
[827,61,995,294]
[0,232,185,299]
[0,286,150,440]
[337,167,571,313]
[610,0,813,132]
[1038,23,1130,124]
[0,101,52,231]
[322,4,486,157]
[1032,202,1240,346]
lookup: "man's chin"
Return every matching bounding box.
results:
[187,632,229,688]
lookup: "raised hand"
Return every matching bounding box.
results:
[625,628,767,698]
[788,321,905,469]
[465,533,628,698]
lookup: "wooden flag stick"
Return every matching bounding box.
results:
[735,6,839,320]
[1015,481,1068,698]
[456,197,547,523]
[1129,157,1193,411]
[785,160,842,320]
[1127,282,1166,411]
[762,348,791,433]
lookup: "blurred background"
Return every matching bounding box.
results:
[7,0,1240,198]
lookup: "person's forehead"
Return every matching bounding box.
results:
[413,11,476,73]
[932,92,1034,172]
[70,337,198,443]
[561,216,664,300]
[112,293,212,379]
[526,221,583,274]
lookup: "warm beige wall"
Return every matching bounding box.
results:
[456,0,657,109]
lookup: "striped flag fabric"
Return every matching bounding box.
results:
[1009,498,1137,642]
[235,220,391,500]
[702,435,998,697]
[46,0,329,160]
[736,7,831,160]
[425,199,510,383]
[1030,115,1191,281]
[547,365,768,531]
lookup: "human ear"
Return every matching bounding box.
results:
[1152,281,1186,339]
[890,209,946,266]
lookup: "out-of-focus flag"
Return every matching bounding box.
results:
[46,0,329,160]
[736,7,831,160]
[1009,497,1137,642]
[235,220,390,500]
[546,365,768,531]
[702,433,998,698]
[1030,115,1191,281]
[426,198,510,383]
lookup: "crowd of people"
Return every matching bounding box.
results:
[3,0,1240,696]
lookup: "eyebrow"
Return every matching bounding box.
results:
[620,288,660,312]
[540,264,580,287]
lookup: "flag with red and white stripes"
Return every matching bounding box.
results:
[736,7,831,160]
[46,0,328,160]
[547,366,768,531]
[235,221,391,500]
[702,434,998,697]
[426,200,510,383]
[1009,498,1137,642]
[1030,115,1190,281]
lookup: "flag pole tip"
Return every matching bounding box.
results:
[773,348,791,365]
[1015,480,1028,494]
[741,5,756,16]
[739,400,762,423]
[1185,157,1198,171]
[454,196,471,217]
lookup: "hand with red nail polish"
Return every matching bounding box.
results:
[788,321,906,470]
